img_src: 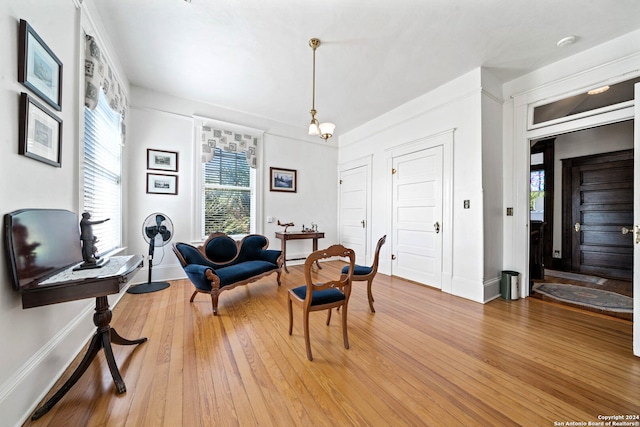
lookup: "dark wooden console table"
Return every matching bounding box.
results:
[3,209,147,420]
[275,231,325,273]
[28,255,145,420]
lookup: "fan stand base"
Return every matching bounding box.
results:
[126,281,170,294]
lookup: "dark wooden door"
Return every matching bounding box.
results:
[531,139,555,268]
[563,150,633,280]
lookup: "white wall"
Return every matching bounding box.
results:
[128,87,339,283]
[502,30,640,294]
[0,1,134,425]
[481,70,505,297]
[502,31,640,356]
[339,68,503,303]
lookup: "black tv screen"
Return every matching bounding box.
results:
[4,209,83,291]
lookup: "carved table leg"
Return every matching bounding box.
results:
[31,296,146,420]
[282,238,289,273]
[313,237,322,269]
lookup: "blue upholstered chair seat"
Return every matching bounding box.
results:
[339,235,386,313]
[290,285,346,306]
[341,265,373,276]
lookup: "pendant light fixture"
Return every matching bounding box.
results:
[308,38,335,140]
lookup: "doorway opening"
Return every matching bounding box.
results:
[528,121,634,320]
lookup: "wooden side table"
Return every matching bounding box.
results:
[275,231,325,273]
[28,255,145,420]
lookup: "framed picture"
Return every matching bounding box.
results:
[270,167,297,192]
[19,92,62,167]
[18,19,63,111]
[147,148,179,172]
[147,173,178,195]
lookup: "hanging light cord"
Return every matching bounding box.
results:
[311,40,317,115]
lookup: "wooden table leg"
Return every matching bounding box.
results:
[282,237,289,273]
[31,296,147,420]
[313,237,322,269]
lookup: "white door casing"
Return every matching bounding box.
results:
[633,82,639,357]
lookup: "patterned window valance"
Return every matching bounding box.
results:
[84,35,128,141]
[200,125,259,169]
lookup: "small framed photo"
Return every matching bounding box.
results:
[18,19,63,111]
[147,173,178,195]
[19,92,62,167]
[147,148,178,172]
[270,167,297,192]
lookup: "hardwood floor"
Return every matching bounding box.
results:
[24,261,640,427]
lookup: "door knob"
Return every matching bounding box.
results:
[391,254,396,260]
[361,220,366,228]
[574,222,581,232]
[434,222,440,234]
[621,226,633,235]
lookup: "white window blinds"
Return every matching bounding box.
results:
[83,90,122,254]
[202,147,255,237]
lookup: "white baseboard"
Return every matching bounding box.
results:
[483,276,501,303]
[0,302,95,427]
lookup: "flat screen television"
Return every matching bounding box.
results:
[4,209,83,291]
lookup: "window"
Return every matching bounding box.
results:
[530,167,545,220]
[532,76,640,125]
[201,148,255,238]
[83,90,122,254]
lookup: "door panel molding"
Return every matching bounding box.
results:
[562,149,634,280]
[338,155,372,266]
[386,129,454,293]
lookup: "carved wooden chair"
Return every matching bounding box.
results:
[340,235,386,312]
[288,244,355,361]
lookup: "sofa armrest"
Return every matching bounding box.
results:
[183,264,217,292]
[259,249,282,265]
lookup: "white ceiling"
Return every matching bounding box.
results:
[93,0,640,136]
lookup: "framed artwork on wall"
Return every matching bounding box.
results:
[147,173,178,195]
[18,19,63,111]
[270,167,297,192]
[147,148,179,172]
[19,92,62,167]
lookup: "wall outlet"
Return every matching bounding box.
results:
[506,207,514,216]
[553,250,560,258]
[267,216,273,223]
[463,200,470,209]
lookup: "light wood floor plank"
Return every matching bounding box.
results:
[23,261,640,427]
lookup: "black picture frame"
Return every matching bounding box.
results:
[18,19,63,111]
[19,92,63,167]
[147,173,178,195]
[270,167,297,192]
[147,148,179,172]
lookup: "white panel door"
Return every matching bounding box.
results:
[392,145,443,288]
[633,82,639,357]
[340,166,367,265]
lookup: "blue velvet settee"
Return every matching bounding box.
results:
[173,233,283,315]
